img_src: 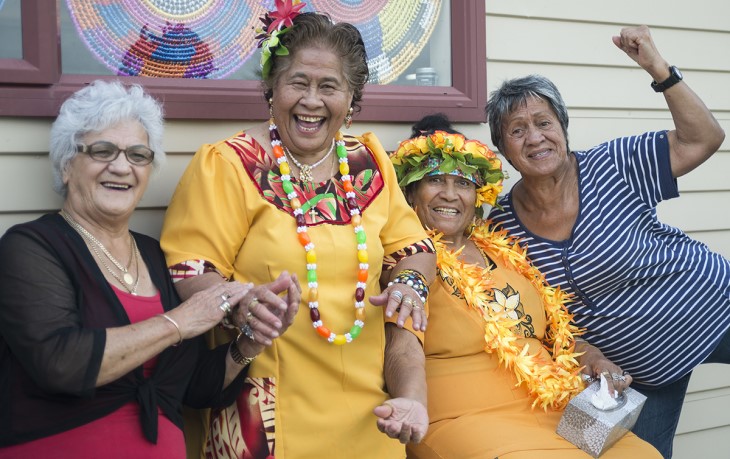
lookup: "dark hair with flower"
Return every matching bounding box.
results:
[256,2,369,113]
[391,131,504,216]
[255,0,307,79]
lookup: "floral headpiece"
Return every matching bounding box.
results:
[391,131,504,215]
[255,0,306,79]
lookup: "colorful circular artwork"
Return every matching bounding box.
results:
[66,0,266,78]
[66,0,442,82]
[306,0,442,84]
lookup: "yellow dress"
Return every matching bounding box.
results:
[406,240,660,459]
[161,131,427,459]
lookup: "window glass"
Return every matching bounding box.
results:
[59,0,451,86]
[0,0,22,60]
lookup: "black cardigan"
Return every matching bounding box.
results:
[0,213,247,446]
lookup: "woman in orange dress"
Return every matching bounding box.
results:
[390,126,660,458]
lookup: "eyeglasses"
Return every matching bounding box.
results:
[76,141,155,166]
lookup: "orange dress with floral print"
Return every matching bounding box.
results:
[406,236,660,459]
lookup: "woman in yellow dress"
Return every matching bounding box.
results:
[160,3,435,458]
[390,126,661,458]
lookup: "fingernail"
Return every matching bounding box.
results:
[271,331,279,338]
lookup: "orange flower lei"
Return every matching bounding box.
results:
[433,224,585,410]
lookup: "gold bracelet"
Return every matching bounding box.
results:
[230,332,256,367]
[159,314,183,346]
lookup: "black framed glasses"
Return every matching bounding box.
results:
[76,141,155,166]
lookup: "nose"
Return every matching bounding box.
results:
[525,124,545,145]
[300,86,324,108]
[107,150,133,173]
[440,179,458,200]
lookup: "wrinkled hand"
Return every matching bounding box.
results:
[370,284,427,332]
[172,281,252,339]
[373,398,428,444]
[612,25,668,80]
[230,272,301,346]
[578,341,633,396]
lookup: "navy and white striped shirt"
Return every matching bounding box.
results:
[489,131,730,388]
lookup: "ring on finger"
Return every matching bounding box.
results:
[219,301,232,315]
[412,303,423,311]
[611,373,627,382]
[220,293,230,302]
[402,296,414,307]
[241,324,255,341]
[391,290,403,302]
[245,311,254,324]
[248,297,259,310]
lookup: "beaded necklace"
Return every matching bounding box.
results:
[284,139,334,182]
[269,119,368,345]
[61,210,141,295]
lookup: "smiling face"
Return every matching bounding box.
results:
[409,174,477,245]
[500,96,570,178]
[62,119,152,226]
[271,46,354,160]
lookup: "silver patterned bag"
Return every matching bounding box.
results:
[556,381,647,458]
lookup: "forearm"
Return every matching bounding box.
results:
[97,315,182,385]
[383,323,427,406]
[174,271,227,301]
[221,333,263,388]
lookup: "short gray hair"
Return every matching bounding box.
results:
[485,74,569,153]
[49,80,165,197]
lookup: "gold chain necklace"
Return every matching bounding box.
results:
[284,139,335,182]
[60,210,141,295]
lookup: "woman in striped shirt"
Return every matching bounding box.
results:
[487,25,728,459]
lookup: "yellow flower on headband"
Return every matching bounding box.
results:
[390,131,504,217]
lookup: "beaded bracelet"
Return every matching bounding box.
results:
[387,268,429,303]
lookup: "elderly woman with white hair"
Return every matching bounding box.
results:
[0,80,298,458]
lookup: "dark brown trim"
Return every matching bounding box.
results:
[0,0,60,85]
[0,1,486,122]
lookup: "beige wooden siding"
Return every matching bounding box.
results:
[0,1,727,457]
[483,2,730,458]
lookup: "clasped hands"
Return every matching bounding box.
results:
[223,272,300,346]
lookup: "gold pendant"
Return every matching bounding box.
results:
[123,272,134,285]
[299,164,313,182]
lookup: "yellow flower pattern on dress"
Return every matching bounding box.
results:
[433,223,586,410]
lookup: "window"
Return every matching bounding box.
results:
[0,0,486,122]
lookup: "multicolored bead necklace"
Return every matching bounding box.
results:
[269,119,368,345]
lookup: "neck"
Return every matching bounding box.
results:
[61,206,130,243]
[515,154,577,211]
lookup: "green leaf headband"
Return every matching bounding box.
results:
[390,131,504,213]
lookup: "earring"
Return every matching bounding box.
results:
[465,220,477,238]
[268,98,274,119]
[344,107,353,129]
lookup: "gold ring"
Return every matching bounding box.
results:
[248,297,259,310]
[412,304,422,311]
[402,297,414,307]
[219,301,231,314]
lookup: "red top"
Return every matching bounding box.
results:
[0,286,185,459]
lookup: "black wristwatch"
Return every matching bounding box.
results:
[651,66,683,93]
